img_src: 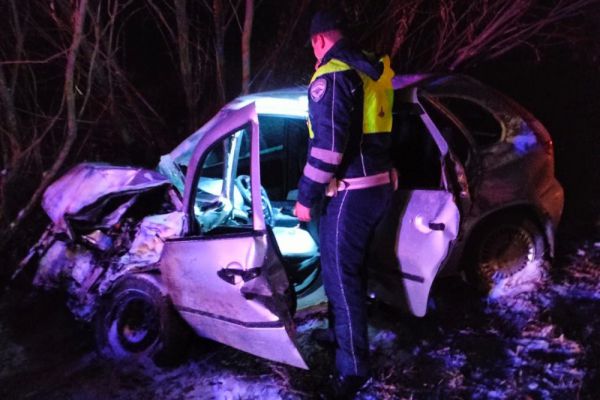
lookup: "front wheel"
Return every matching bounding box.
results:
[94,274,189,365]
[466,215,548,297]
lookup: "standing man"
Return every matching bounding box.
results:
[294,10,396,398]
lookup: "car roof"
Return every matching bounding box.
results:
[163,74,488,166]
[224,87,309,118]
[220,74,462,117]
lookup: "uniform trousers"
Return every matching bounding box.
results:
[319,183,393,377]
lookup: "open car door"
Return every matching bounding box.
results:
[369,89,462,317]
[159,103,307,369]
[369,190,459,317]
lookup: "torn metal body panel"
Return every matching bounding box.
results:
[27,164,179,320]
[97,211,186,297]
[33,240,102,319]
[118,212,185,269]
[43,163,171,233]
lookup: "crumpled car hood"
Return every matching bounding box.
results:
[42,163,170,231]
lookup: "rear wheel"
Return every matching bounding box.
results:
[467,215,547,296]
[94,275,190,365]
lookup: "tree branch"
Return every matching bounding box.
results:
[241,0,253,94]
[0,0,89,248]
[0,66,21,167]
[0,49,70,66]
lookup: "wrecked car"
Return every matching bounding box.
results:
[18,74,564,369]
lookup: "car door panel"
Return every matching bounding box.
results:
[369,189,459,317]
[161,233,307,369]
[369,89,462,317]
[396,190,459,316]
[160,103,307,369]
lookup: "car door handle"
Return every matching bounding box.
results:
[217,267,261,285]
[428,222,445,231]
[217,268,243,285]
[414,215,445,233]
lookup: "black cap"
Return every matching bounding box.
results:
[309,10,344,37]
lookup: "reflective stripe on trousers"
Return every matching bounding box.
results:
[319,183,393,377]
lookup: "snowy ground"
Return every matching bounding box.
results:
[1,238,599,399]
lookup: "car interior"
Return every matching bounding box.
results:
[391,100,443,189]
[186,97,469,295]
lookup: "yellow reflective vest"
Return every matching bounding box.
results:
[308,55,394,138]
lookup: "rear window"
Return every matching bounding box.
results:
[436,97,502,147]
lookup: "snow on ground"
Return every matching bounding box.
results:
[1,239,599,399]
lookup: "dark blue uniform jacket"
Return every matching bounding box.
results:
[297,39,393,208]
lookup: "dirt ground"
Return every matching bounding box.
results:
[1,237,599,400]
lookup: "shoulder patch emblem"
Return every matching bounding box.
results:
[310,78,327,102]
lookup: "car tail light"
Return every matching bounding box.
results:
[544,139,554,156]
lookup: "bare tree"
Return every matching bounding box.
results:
[0,0,89,247]
[361,0,599,72]
[0,0,169,258]
[146,0,212,131]
[0,66,20,169]
[241,0,254,94]
[213,0,227,103]
[250,0,311,90]
[175,0,195,130]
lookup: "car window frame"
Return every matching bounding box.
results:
[423,93,505,150]
[182,103,265,236]
[418,93,479,167]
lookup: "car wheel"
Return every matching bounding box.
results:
[467,215,547,296]
[94,275,190,365]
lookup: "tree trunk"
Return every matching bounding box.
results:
[0,66,20,168]
[213,0,226,104]
[0,0,89,249]
[175,0,196,131]
[241,0,254,95]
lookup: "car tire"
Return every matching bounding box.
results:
[94,274,190,366]
[466,214,547,296]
